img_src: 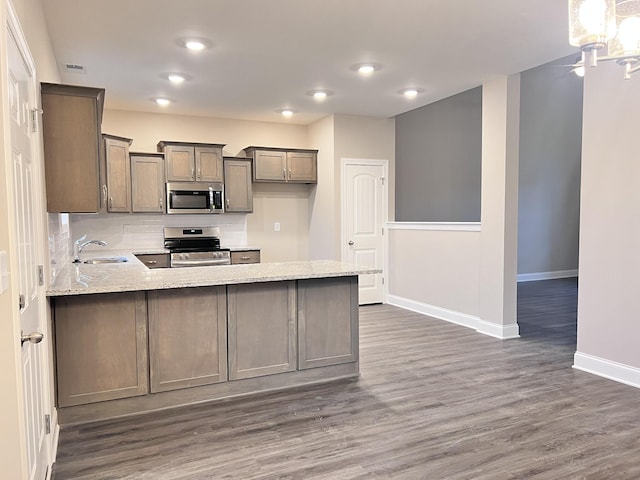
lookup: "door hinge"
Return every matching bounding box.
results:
[381,177,385,186]
[37,265,44,286]
[45,414,51,434]
[382,227,384,236]
[30,108,42,134]
[382,277,385,285]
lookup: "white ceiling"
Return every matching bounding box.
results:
[40,0,576,125]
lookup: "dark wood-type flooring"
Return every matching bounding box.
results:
[53,278,640,479]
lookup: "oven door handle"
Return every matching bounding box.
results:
[171,258,230,267]
[209,186,214,212]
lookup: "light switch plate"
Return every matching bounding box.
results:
[0,251,9,295]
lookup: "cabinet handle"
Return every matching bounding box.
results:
[159,198,163,210]
[146,260,157,265]
[108,197,113,209]
[288,169,292,179]
[240,256,250,260]
[102,185,107,207]
[192,168,195,179]
[283,168,286,179]
[197,168,201,179]
[226,198,230,208]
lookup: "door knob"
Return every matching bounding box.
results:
[348,240,355,246]
[21,331,44,346]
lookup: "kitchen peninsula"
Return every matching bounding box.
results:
[48,256,378,425]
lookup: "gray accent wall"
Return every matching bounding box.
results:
[518,55,583,275]
[395,87,482,222]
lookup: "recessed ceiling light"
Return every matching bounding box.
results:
[154,98,171,106]
[399,88,424,99]
[161,72,192,84]
[168,74,186,84]
[307,89,333,100]
[177,37,212,51]
[280,109,294,118]
[351,63,382,75]
[186,41,205,51]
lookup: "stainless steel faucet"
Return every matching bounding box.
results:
[73,234,108,263]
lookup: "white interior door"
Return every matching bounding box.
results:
[7,17,50,480]
[342,159,387,305]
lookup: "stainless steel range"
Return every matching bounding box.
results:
[163,227,231,267]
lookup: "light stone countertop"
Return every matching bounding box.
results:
[47,251,379,297]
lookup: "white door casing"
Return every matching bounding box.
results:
[342,159,388,305]
[6,4,52,478]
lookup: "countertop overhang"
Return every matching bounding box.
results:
[47,252,380,297]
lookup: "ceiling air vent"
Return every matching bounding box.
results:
[64,63,86,74]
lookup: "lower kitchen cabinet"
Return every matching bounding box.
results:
[230,250,261,264]
[54,292,148,407]
[227,281,297,380]
[297,276,359,369]
[147,286,228,392]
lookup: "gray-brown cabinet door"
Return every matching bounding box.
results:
[253,150,287,182]
[148,286,228,393]
[41,84,104,213]
[131,153,165,213]
[104,135,132,212]
[196,146,223,182]
[286,151,317,183]
[227,281,296,379]
[224,158,253,212]
[54,292,148,407]
[297,276,359,369]
[165,144,195,181]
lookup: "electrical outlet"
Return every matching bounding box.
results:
[274,222,281,232]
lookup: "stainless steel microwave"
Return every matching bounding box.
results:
[166,182,224,214]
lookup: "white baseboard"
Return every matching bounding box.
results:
[573,352,640,389]
[517,269,578,282]
[387,295,519,340]
[46,409,60,480]
[476,319,520,339]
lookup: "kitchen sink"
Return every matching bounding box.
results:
[82,256,129,264]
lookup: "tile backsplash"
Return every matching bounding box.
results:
[68,213,248,254]
[47,213,70,282]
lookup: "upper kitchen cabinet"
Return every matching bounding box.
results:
[41,83,105,213]
[223,157,253,213]
[243,147,318,184]
[103,134,133,213]
[157,141,225,182]
[130,152,165,213]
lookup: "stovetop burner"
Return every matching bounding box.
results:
[163,226,222,252]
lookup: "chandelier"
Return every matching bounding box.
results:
[569,0,640,78]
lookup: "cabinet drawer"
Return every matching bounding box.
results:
[135,253,170,269]
[230,250,261,264]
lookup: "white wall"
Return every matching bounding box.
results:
[308,115,335,260]
[478,76,520,339]
[574,62,640,383]
[387,227,481,323]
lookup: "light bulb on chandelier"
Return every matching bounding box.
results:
[568,0,640,78]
